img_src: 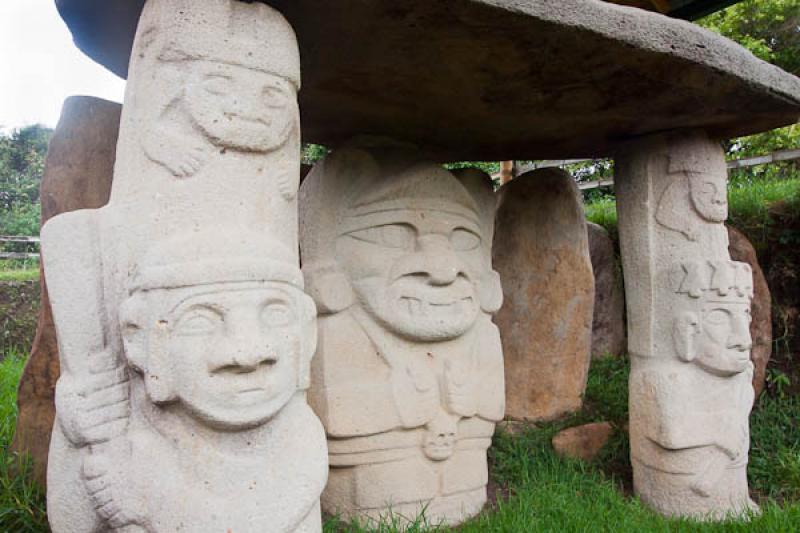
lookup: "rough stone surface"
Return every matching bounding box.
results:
[588,222,627,358]
[728,225,772,398]
[616,131,756,520]
[56,0,800,160]
[11,96,119,487]
[300,145,505,526]
[44,2,326,532]
[552,422,614,461]
[494,169,594,422]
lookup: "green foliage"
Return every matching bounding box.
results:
[700,0,800,76]
[0,353,48,532]
[699,1,800,160]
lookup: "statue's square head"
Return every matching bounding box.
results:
[120,230,315,431]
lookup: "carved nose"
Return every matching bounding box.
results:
[417,234,461,285]
[728,316,752,352]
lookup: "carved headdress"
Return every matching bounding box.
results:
[299,146,501,314]
[149,0,300,88]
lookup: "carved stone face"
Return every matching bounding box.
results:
[675,302,752,377]
[134,282,307,430]
[336,203,484,342]
[689,171,728,222]
[423,413,458,461]
[185,61,295,152]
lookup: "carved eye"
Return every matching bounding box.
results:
[705,309,730,327]
[701,182,717,195]
[348,224,416,250]
[262,300,295,328]
[451,228,481,251]
[202,76,232,96]
[175,307,222,336]
[263,85,288,106]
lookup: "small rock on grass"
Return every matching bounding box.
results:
[552,422,613,461]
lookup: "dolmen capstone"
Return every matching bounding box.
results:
[494,169,594,422]
[43,1,327,531]
[39,0,800,525]
[300,145,504,525]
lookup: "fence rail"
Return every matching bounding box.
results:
[536,147,800,191]
[0,236,41,260]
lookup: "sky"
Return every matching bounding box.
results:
[0,0,126,132]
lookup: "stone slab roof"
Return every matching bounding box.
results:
[56,0,800,160]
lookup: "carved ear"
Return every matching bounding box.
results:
[672,311,700,362]
[303,262,354,314]
[121,297,177,404]
[143,326,177,405]
[119,296,148,372]
[480,270,504,314]
[297,294,318,390]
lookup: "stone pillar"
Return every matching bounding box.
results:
[43,2,327,532]
[494,169,594,421]
[300,146,505,526]
[12,96,120,487]
[616,131,757,519]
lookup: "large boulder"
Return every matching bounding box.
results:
[494,169,594,421]
[728,225,772,397]
[11,96,119,486]
[587,222,627,358]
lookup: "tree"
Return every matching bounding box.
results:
[699,1,800,160]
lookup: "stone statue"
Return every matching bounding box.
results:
[631,260,756,517]
[44,2,327,532]
[617,131,756,519]
[300,146,505,525]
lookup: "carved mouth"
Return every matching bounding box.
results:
[399,296,473,317]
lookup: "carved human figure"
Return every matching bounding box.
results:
[44,1,325,532]
[631,260,756,518]
[300,147,505,525]
[617,131,756,520]
[49,232,326,532]
[655,136,729,242]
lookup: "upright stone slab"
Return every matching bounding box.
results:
[494,169,594,421]
[44,2,327,532]
[728,225,772,398]
[300,146,505,525]
[616,131,756,519]
[588,222,627,358]
[12,96,120,487]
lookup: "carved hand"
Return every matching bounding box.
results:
[83,447,152,532]
[443,359,479,417]
[391,363,439,428]
[142,127,210,178]
[55,365,131,447]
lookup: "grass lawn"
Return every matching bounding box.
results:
[1,354,799,531]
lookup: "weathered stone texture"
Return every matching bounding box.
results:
[728,225,772,397]
[301,147,504,525]
[12,96,119,487]
[588,222,627,358]
[45,2,327,532]
[494,169,594,422]
[552,422,613,462]
[617,131,756,519]
[56,0,800,160]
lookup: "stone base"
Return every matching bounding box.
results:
[323,450,488,526]
[633,460,758,520]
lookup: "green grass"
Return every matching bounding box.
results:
[322,356,800,532]
[0,352,48,532]
[0,352,798,531]
[584,173,800,246]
